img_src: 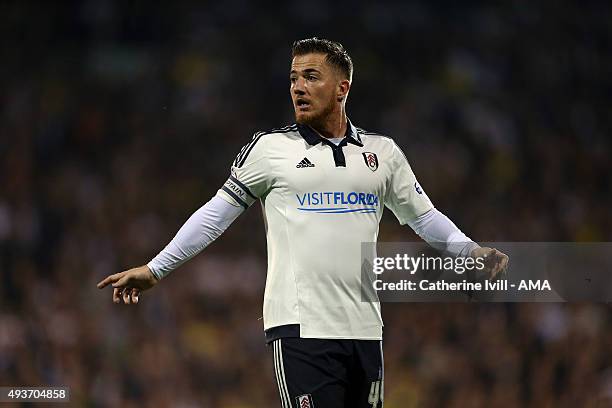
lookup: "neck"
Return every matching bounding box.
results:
[310,108,347,139]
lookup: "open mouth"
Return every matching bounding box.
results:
[296,98,311,110]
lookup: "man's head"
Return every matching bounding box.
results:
[290,38,353,127]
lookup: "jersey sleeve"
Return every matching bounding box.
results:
[384,141,434,224]
[216,132,273,209]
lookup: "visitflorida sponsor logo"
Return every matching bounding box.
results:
[296,191,379,214]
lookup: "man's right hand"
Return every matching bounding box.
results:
[96,265,159,305]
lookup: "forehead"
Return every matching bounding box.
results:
[290,53,331,73]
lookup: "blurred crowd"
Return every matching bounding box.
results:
[1,1,610,406]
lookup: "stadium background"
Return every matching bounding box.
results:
[1,1,611,406]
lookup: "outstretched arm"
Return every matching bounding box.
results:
[97,195,245,304]
[147,195,244,280]
[98,130,273,304]
[382,139,508,280]
[408,208,508,280]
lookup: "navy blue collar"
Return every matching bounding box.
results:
[297,119,363,147]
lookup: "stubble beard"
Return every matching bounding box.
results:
[295,96,337,130]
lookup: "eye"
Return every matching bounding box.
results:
[306,75,317,81]
[290,77,297,83]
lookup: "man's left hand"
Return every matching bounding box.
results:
[471,247,509,281]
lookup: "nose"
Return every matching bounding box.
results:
[292,78,306,95]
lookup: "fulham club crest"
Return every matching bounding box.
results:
[296,394,314,408]
[362,152,379,172]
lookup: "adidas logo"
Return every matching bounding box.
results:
[296,157,315,168]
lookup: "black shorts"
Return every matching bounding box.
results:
[270,337,384,408]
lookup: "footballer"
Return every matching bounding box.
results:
[98,38,508,407]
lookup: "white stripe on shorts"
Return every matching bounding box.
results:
[274,339,292,407]
[380,340,385,405]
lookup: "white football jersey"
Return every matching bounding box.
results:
[217,120,433,340]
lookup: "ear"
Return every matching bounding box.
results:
[337,79,351,102]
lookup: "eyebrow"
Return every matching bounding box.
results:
[290,68,321,75]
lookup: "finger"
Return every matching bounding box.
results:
[491,250,505,266]
[487,248,498,261]
[490,264,503,280]
[483,249,497,267]
[131,288,140,304]
[487,262,501,280]
[113,288,122,304]
[490,252,509,279]
[112,275,131,288]
[491,254,503,276]
[97,273,122,289]
[499,255,509,275]
[123,288,132,304]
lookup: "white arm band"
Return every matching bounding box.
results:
[147,195,245,280]
[407,208,480,258]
